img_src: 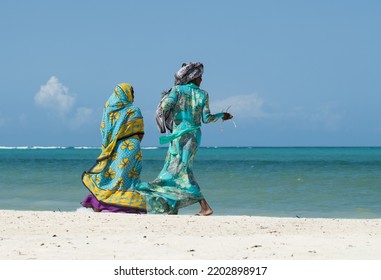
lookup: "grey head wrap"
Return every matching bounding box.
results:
[174,62,204,85]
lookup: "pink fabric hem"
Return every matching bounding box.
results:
[81,194,147,214]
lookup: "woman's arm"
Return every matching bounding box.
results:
[202,94,224,123]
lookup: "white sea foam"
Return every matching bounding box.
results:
[75,207,93,213]
[0,146,100,150]
[30,146,64,149]
[0,146,29,149]
[73,146,100,150]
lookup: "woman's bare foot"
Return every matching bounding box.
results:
[197,199,213,216]
[196,209,213,216]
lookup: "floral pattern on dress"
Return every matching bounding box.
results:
[137,83,224,214]
[82,83,146,210]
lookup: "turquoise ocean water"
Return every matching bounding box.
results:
[0,146,380,218]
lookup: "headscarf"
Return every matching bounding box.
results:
[97,83,144,161]
[174,62,204,85]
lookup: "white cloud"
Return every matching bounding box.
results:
[307,105,344,131]
[34,76,75,115]
[34,76,94,129]
[69,107,94,129]
[211,94,344,132]
[211,93,267,118]
[282,103,344,131]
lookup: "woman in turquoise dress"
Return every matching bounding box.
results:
[81,83,147,213]
[138,62,233,215]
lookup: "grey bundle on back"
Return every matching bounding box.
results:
[155,89,173,133]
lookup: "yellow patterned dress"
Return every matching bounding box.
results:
[81,83,146,213]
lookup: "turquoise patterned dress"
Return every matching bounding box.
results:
[137,83,224,213]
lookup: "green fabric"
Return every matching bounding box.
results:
[159,125,200,144]
[137,83,223,214]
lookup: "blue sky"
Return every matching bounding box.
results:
[0,0,380,147]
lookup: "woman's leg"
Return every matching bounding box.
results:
[197,199,213,216]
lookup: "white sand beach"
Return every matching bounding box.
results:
[0,210,380,260]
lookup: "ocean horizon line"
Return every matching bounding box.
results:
[1,145,380,150]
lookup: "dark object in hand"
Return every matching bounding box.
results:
[222,112,233,120]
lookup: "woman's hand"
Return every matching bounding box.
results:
[222,112,233,120]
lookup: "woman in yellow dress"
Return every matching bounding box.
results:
[81,83,146,213]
